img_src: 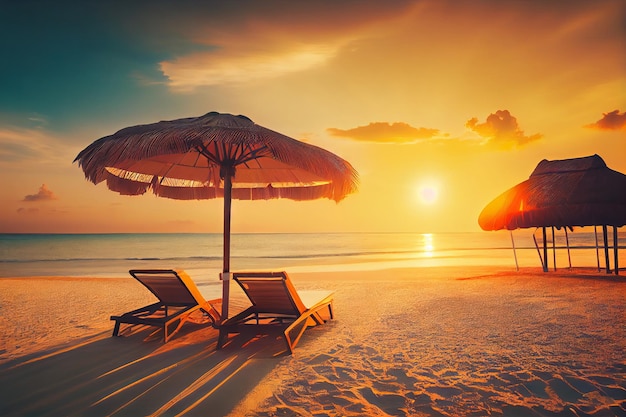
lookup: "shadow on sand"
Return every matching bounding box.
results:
[0,323,288,417]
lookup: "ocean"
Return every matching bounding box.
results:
[0,230,624,282]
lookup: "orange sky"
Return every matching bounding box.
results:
[0,0,625,234]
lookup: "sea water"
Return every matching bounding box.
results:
[0,230,623,282]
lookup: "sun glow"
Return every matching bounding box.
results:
[417,182,439,205]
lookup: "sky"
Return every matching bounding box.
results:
[0,0,625,234]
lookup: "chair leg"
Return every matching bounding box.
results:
[164,317,188,343]
[201,305,221,327]
[284,317,310,354]
[217,329,229,350]
[112,321,121,337]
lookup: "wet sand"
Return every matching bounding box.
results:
[0,266,624,416]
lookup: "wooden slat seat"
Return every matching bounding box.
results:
[217,271,334,354]
[111,269,221,343]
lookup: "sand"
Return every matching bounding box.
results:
[0,266,624,416]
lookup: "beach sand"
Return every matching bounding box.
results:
[0,266,624,416]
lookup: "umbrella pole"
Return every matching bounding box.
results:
[510,231,519,271]
[221,170,233,320]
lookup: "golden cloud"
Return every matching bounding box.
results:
[23,184,58,202]
[585,110,626,131]
[466,110,542,149]
[161,44,340,91]
[327,122,441,143]
[156,1,415,91]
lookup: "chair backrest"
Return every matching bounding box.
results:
[129,269,206,307]
[233,271,307,315]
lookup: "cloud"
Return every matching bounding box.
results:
[17,207,40,214]
[0,125,73,165]
[0,127,46,162]
[155,1,415,90]
[161,44,341,91]
[466,110,542,149]
[23,184,58,202]
[327,122,441,143]
[585,110,626,131]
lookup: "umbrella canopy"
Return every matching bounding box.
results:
[74,111,359,319]
[478,154,626,231]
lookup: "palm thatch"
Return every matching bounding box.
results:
[74,112,359,202]
[74,111,359,319]
[478,154,626,231]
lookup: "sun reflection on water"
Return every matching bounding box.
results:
[421,233,434,258]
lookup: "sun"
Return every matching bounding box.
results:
[417,183,439,205]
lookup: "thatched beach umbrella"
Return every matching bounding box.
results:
[478,154,626,274]
[74,111,359,319]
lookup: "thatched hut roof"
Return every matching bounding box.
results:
[478,154,626,231]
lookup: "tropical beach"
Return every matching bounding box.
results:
[1,1,625,416]
[1,265,624,416]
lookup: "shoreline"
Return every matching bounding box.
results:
[1,266,624,416]
[3,230,623,280]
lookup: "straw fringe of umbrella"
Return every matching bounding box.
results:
[75,112,358,202]
[74,111,359,319]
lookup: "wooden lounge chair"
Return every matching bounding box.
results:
[111,269,221,343]
[217,271,334,354]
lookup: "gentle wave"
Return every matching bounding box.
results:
[0,256,223,264]
[0,247,528,264]
[1,231,623,278]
